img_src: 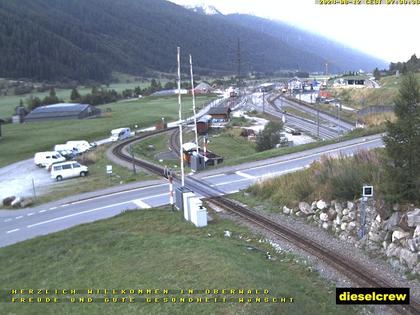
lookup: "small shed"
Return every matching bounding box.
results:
[196,115,211,135]
[24,103,101,122]
[208,106,231,122]
[193,82,213,94]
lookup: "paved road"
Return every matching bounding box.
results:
[0,135,383,248]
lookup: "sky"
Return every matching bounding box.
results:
[169,0,420,63]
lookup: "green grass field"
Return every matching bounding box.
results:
[0,208,357,315]
[0,95,215,167]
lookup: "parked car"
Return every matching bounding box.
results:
[110,128,133,141]
[50,161,89,181]
[55,149,76,160]
[34,151,66,168]
[54,144,80,156]
[66,140,93,153]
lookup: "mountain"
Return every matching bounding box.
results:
[0,0,386,82]
[185,4,222,15]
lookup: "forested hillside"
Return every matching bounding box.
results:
[0,0,386,82]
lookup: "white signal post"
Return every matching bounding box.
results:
[177,47,185,187]
[169,171,174,210]
[189,54,199,155]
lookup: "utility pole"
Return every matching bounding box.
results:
[129,144,136,175]
[177,47,185,187]
[189,54,199,155]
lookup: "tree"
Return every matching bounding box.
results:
[256,121,284,152]
[383,72,420,203]
[373,67,381,81]
[70,88,81,102]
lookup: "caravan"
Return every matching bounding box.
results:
[66,140,93,153]
[110,128,133,141]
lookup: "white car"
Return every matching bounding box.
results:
[34,151,66,168]
[66,140,93,153]
[50,162,89,181]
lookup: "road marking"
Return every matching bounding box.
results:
[227,190,239,194]
[62,184,168,206]
[15,216,23,219]
[133,199,151,209]
[259,166,306,180]
[27,201,132,229]
[202,173,226,180]
[27,213,35,216]
[236,171,255,179]
[59,204,69,208]
[6,228,19,234]
[39,210,46,213]
[211,178,252,187]
[142,193,168,201]
[49,206,57,210]
[4,219,12,222]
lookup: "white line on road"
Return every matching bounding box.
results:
[133,199,151,209]
[27,201,132,229]
[49,206,57,210]
[39,210,46,213]
[211,178,252,187]
[15,216,23,219]
[202,173,226,180]
[142,193,168,201]
[27,213,35,216]
[4,219,12,222]
[6,228,19,234]
[236,171,256,179]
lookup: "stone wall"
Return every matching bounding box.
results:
[282,199,419,275]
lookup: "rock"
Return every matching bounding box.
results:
[368,232,382,243]
[20,198,33,208]
[340,222,348,231]
[342,209,349,216]
[11,197,22,208]
[334,216,342,226]
[348,211,356,221]
[406,209,420,227]
[347,222,356,231]
[407,237,420,252]
[414,226,420,238]
[382,241,388,250]
[319,213,329,222]
[298,202,313,215]
[316,200,327,210]
[342,215,350,223]
[393,204,400,212]
[375,214,382,223]
[295,211,303,217]
[386,243,401,257]
[322,222,330,230]
[224,230,231,237]
[392,230,410,242]
[399,248,418,269]
[2,196,16,206]
[327,209,336,220]
[414,263,420,275]
[347,201,355,212]
[334,202,343,214]
[383,212,400,231]
[282,206,291,215]
[311,201,317,210]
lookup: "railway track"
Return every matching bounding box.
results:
[112,129,419,315]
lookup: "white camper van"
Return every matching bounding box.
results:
[110,128,132,141]
[66,140,92,153]
[34,151,66,168]
[50,161,89,181]
[54,144,79,156]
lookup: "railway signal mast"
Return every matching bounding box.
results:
[177,47,185,187]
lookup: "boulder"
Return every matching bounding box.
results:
[311,201,317,210]
[392,230,410,242]
[340,222,348,231]
[322,222,330,230]
[319,213,329,222]
[2,196,16,206]
[224,230,231,238]
[342,208,349,216]
[298,202,313,215]
[316,200,327,210]
[399,248,418,269]
[282,206,291,215]
[342,215,351,223]
[11,197,22,208]
[407,237,420,252]
[334,201,343,214]
[347,201,355,212]
[348,211,356,221]
[327,209,336,220]
[334,216,342,226]
[406,209,420,227]
[20,198,33,208]
[383,212,400,231]
[414,226,420,238]
[386,243,401,257]
[347,222,356,231]
[375,214,382,223]
[368,232,383,243]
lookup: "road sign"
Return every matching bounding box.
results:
[106,165,113,174]
[362,186,373,197]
